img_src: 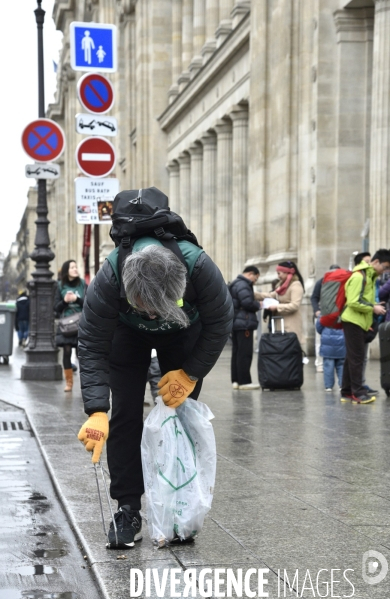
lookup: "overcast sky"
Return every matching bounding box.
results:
[0,0,63,256]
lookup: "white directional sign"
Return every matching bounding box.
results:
[75,177,119,224]
[70,22,117,72]
[75,114,117,137]
[25,163,60,179]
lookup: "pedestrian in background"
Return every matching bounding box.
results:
[316,319,345,391]
[353,252,378,396]
[340,249,390,404]
[15,290,29,347]
[230,265,261,390]
[311,264,340,373]
[258,261,305,346]
[55,260,86,392]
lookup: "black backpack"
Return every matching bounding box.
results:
[109,187,202,310]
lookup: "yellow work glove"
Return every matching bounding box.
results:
[77,412,109,464]
[157,369,196,409]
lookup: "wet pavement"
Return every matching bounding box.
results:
[0,399,100,599]
[1,340,390,598]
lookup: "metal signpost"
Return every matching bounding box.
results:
[71,20,118,275]
[21,1,63,381]
[70,22,117,73]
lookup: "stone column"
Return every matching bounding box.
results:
[370,0,390,249]
[201,0,219,63]
[167,160,180,213]
[216,0,233,47]
[169,0,182,103]
[178,152,191,224]
[201,131,217,259]
[230,104,249,280]
[190,0,206,77]
[333,9,374,263]
[189,143,203,243]
[215,119,233,281]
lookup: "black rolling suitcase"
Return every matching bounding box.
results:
[258,317,303,390]
[379,322,390,396]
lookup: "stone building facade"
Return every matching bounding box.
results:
[41,0,386,352]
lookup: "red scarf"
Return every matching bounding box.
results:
[276,266,295,296]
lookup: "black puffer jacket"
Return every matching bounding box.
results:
[78,252,233,415]
[230,275,260,331]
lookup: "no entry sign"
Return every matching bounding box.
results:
[77,73,114,114]
[21,118,65,163]
[75,136,116,177]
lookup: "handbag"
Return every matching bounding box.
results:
[58,311,82,337]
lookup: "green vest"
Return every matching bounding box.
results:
[59,280,85,317]
[106,237,204,333]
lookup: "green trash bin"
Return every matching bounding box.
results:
[0,303,16,364]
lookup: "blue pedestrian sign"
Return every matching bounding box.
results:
[70,22,117,73]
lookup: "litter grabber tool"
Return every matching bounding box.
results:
[92,461,118,547]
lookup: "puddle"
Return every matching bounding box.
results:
[28,526,59,537]
[28,493,48,501]
[33,548,67,558]
[0,592,78,599]
[14,564,57,575]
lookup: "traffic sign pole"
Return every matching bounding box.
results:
[94,225,100,276]
[21,0,62,382]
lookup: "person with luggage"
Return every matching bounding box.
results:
[340,249,390,404]
[15,290,30,347]
[76,187,233,549]
[229,265,261,390]
[257,261,305,345]
[55,260,86,392]
[311,265,340,373]
[315,319,346,391]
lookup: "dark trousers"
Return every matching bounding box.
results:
[107,320,203,510]
[341,321,366,397]
[147,356,161,400]
[231,329,254,385]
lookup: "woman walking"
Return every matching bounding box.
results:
[55,260,86,391]
[258,261,305,345]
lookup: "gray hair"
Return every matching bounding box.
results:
[122,245,190,328]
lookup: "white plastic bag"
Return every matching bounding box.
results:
[141,397,216,546]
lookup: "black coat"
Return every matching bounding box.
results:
[15,295,29,324]
[78,252,234,415]
[230,275,260,331]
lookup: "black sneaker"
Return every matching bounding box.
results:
[106,505,142,549]
[363,385,378,396]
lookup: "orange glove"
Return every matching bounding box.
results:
[77,412,109,464]
[157,369,196,408]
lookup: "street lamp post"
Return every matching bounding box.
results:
[21,0,62,380]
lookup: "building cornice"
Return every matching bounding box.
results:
[158,12,250,131]
[334,7,374,43]
[53,0,75,32]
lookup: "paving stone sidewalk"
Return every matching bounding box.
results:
[1,342,390,598]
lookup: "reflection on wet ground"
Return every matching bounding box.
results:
[0,402,99,599]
